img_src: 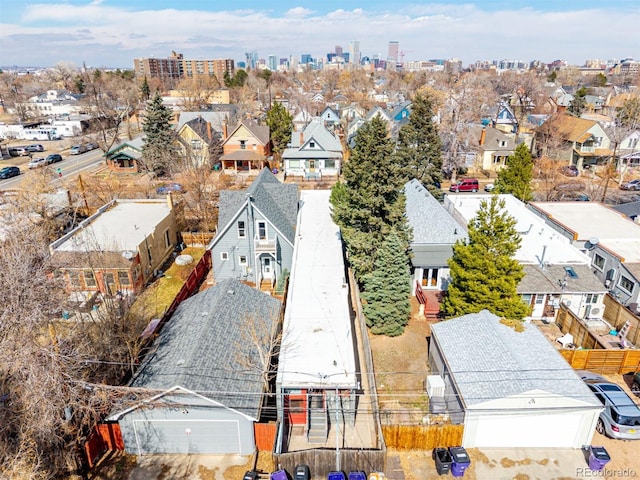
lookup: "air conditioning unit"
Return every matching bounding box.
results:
[426,375,445,398]
[588,303,606,318]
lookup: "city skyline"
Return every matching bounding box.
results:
[1,0,639,69]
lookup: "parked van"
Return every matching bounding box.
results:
[449,178,479,192]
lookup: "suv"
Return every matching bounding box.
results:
[26,144,45,153]
[449,178,479,193]
[582,375,640,440]
[46,153,63,164]
[70,144,88,155]
[0,166,20,179]
[8,147,28,157]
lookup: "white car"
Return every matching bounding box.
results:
[484,183,495,192]
[27,157,49,169]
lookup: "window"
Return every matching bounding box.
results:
[592,253,605,271]
[288,160,300,168]
[258,221,267,240]
[585,294,599,304]
[619,275,635,294]
[309,141,315,148]
[325,159,335,168]
[535,294,544,305]
[629,138,639,149]
[83,270,96,287]
[164,229,171,249]
[238,221,246,238]
[239,255,247,265]
[118,271,130,286]
[239,140,246,150]
[190,139,202,150]
[521,294,533,305]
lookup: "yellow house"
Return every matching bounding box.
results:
[176,116,222,168]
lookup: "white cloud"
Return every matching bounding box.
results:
[1,2,638,67]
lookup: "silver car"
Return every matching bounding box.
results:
[583,377,640,440]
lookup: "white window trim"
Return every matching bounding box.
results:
[618,275,635,295]
[592,253,605,272]
[220,252,228,261]
[239,255,248,266]
[238,220,246,238]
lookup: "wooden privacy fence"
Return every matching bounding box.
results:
[556,306,607,349]
[181,231,215,247]
[603,294,640,347]
[560,349,640,374]
[275,448,385,479]
[84,423,124,468]
[255,422,277,451]
[382,424,464,450]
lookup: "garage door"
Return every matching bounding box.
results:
[133,419,241,454]
[469,412,583,448]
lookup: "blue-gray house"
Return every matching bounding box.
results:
[108,278,282,455]
[208,168,299,290]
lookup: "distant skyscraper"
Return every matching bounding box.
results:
[388,41,399,64]
[301,54,312,65]
[335,45,343,57]
[349,41,361,65]
[268,54,277,71]
[245,50,258,69]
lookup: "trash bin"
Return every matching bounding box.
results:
[294,464,310,480]
[589,446,610,471]
[449,446,471,477]
[271,470,288,480]
[328,472,346,480]
[433,448,453,475]
[348,471,366,480]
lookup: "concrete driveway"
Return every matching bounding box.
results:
[126,454,250,480]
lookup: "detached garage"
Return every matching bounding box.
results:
[108,279,282,455]
[429,310,602,449]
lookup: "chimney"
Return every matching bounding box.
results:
[206,120,212,141]
[222,120,228,140]
[167,192,174,211]
[299,132,304,144]
[479,127,486,146]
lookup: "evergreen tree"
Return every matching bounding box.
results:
[568,87,588,117]
[494,143,534,202]
[362,233,411,336]
[395,91,443,199]
[330,116,408,281]
[142,91,179,176]
[441,196,530,319]
[266,102,293,167]
[141,76,150,101]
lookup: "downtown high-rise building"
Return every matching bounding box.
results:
[349,41,361,65]
[387,41,399,65]
[268,54,277,71]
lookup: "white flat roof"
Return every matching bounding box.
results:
[444,194,590,265]
[52,200,171,253]
[277,190,357,389]
[530,202,640,263]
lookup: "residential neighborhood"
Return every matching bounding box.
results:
[1,7,640,480]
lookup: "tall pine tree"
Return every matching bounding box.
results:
[494,143,534,202]
[395,91,443,199]
[362,233,411,336]
[330,116,408,281]
[441,196,530,319]
[142,91,179,176]
[266,102,293,168]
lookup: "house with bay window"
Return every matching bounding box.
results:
[207,168,299,291]
[282,117,343,179]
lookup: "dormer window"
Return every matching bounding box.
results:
[240,140,246,150]
[310,142,315,148]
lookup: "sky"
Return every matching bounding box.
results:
[0,0,639,69]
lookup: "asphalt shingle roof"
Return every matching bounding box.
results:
[404,179,467,245]
[430,310,600,409]
[130,278,282,419]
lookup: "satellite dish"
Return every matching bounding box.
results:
[121,250,134,260]
[588,238,599,246]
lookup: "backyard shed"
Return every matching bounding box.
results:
[429,310,602,448]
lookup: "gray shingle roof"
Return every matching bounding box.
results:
[404,179,467,245]
[430,310,600,409]
[176,111,231,130]
[519,264,607,294]
[130,278,282,419]
[216,169,299,245]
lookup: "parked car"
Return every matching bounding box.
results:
[620,179,640,191]
[156,182,184,194]
[69,144,88,155]
[8,147,28,157]
[484,183,495,192]
[84,142,99,151]
[581,375,640,440]
[0,166,21,179]
[559,165,579,177]
[26,144,45,153]
[449,178,479,193]
[632,373,640,397]
[27,157,49,169]
[294,464,311,480]
[46,153,63,164]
